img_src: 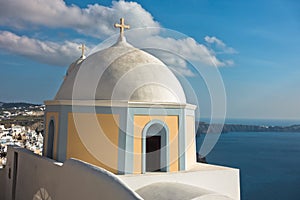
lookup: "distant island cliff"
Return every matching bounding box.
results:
[196,121,300,134]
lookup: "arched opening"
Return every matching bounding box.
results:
[46,120,54,159]
[146,135,161,172]
[142,122,168,173]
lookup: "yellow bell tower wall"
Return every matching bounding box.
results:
[67,113,119,174]
[133,115,179,173]
[186,115,196,169]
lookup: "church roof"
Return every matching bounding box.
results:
[136,182,234,200]
[55,23,186,104]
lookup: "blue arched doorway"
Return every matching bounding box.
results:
[142,120,169,173]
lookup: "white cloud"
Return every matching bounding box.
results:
[0,0,160,38]
[0,31,84,66]
[127,34,232,76]
[205,36,225,47]
[204,36,237,54]
[223,59,235,66]
[0,0,236,75]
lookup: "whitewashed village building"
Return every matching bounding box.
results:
[0,19,240,200]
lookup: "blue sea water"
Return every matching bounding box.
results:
[196,131,300,200]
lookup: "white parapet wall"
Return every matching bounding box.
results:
[0,146,142,200]
[119,163,240,200]
[0,146,240,200]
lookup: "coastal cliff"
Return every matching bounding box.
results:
[196,122,300,134]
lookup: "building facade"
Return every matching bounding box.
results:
[44,28,197,174]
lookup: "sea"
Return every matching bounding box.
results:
[196,118,300,200]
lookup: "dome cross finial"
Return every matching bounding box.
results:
[79,43,86,59]
[114,18,130,38]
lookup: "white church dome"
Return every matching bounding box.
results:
[55,37,186,104]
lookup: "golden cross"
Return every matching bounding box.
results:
[114,18,130,37]
[78,43,86,57]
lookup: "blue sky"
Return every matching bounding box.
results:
[0,0,299,120]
